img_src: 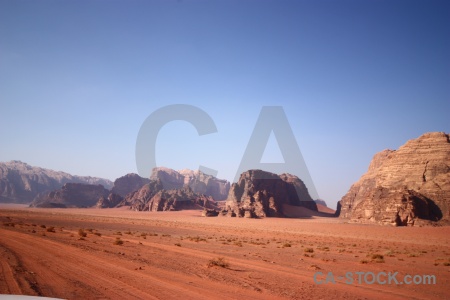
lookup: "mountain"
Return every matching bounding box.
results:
[337,132,450,226]
[110,173,150,197]
[150,167,230,200]
[30,183,110,208]
[0,161,113,203]
[224,169,318,218]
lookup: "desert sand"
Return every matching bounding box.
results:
[0,204,449,299]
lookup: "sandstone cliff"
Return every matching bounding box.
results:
[30,183,110,208]
[224,170,317,218]
[150,167,230,200]
[338,132,450,226]
[0,161,113,203]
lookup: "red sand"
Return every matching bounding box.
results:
[1,204,449,299]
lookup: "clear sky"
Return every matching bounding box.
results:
[1,0,449,209]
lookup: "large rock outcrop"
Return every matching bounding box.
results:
[224,170,317,218]
[338,132,450,226]
[0,161,113,203]
[121,180,216,212]
[111,173,150,197]
[30,183,110,208]
[150,167,230,200]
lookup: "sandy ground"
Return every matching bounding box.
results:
[0,204,449,300]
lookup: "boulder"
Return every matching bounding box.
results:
[202,208,219,217]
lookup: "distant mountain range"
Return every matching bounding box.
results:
[0,160,113,203]
[0,161,232,207]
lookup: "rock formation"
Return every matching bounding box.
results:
[0,161,113,203]
[338,132,450,226]
[150,167,230,200]
[202,208,219,217]
[122,180,217,212]
[96,193,123,208]
[224,169,317,218]
[30,183,109,208]
[110,173,150,197]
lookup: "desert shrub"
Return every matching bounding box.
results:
[94,232,102,237]
[371,254,384,260]
[370,254,385,263]
[234,241,243,247]
[40,225,46,228]
[46,226,56,233]
[360,259,369,264]
[189,236,206,242]
[78,229,87,237]
[207,257,229,268]
[174,243,181,247]
[304,248,314,253]
[283,243,292,248]
[114,237,124,245]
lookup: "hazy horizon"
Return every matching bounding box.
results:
[1,0,449,209]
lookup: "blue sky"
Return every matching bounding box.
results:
[1,0,449,208]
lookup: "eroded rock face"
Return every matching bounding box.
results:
[150,167,230,200]
[96,193,123,208]
[338,132,450,225]
[111,173,150,197]
[123,181,216,212]
[0,161,113,203]
[30,183,109,208]
[225,170,317,218]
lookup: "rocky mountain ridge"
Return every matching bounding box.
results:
[0,161,113,203]
[119,180,217,212]
[151,167,230,200]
